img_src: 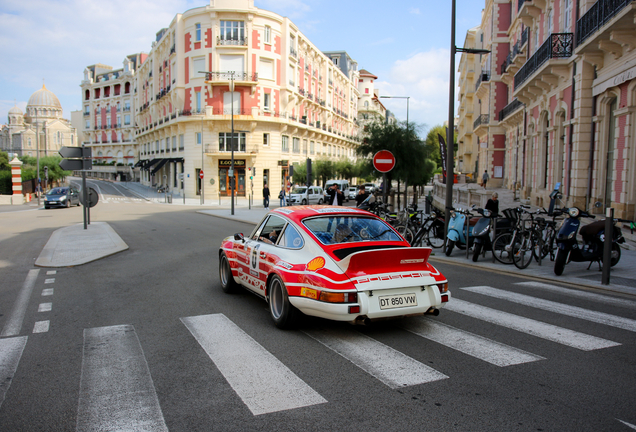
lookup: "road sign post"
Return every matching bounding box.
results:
[59,145,93,229]
[373,150,395,207]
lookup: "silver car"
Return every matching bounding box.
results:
[287,186,324,205]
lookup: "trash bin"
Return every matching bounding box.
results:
[167,194,172,203]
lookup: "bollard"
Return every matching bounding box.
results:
[602,208,613,285]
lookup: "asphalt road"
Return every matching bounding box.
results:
[1,181,635,431]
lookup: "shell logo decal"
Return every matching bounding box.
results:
[306,256,325,272]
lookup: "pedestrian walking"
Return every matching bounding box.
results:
[278,187,286,207]
[482,170,489,189]
[263,183,270,209]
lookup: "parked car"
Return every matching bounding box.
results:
[287,186,324,205]
[364,183,377,193]
[44,187,81,209]
[347,187,357,200]
[219,206,450,328]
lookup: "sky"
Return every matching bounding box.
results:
[0,0,485,137]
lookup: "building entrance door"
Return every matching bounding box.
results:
[219,168,246,197]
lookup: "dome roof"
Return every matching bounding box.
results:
[8,104,23,115]
[27,84,62,109]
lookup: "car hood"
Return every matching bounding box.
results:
[45,194,66,199]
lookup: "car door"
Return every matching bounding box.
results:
[241,215,287,295]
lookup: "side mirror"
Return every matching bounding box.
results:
[594,201,602,208]
[234,233,245,242]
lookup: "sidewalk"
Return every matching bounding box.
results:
[31,180,636,297]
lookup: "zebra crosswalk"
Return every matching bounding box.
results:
[0,282,634,429]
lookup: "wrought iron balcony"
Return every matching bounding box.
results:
[514,33,573,89]
[204,72,258,83]
[576,0,634,46]
[475,71,490,91]
[473,114,489,130]
[217,36,248,46]
[499,99,525,121]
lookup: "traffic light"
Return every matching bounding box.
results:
[250,166,255,180]
[289,165,294,177]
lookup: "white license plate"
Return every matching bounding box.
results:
[378,293,418,310]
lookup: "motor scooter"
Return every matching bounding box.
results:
[471,208,513,262]
[554,207,626,275]
[445,206,478,256]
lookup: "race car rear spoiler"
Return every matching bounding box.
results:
[336,247,432,278]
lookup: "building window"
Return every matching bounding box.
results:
[310,141,315,154]
[282,135,289,152]
[332,57,339,66]
[85,120,90,129]
[124,114,130,126]
[264,26,271,44]
[259,58,274,80]
[293,137,300,153]
[84,105,90,115]
[263,133,269,146]
[223,92,241,114]
[172,136,177,151]
[220,21,245,44]
[218,132,246,152]
[564,0,572,30]
[195,91,202,112]
[303,139,308,155]
[195,23,201,42]
[179,134,184,150]
[124,100,130,111]
[193,57,205,78]
[196,132,202,145]
[264,93,271,111]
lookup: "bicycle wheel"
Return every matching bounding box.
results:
[492,232,515,265]
[425,221,445,248]
[396,225,414,244]
[532,229,545,263]
[545,226,557,261]
[513,231,533,269]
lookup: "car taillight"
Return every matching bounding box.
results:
[299,288,357,303]
[437,283,449,293]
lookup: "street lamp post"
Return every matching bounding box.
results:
[230,72,236,216]
[445,0,490,240]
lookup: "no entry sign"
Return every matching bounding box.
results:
[199,170,204,179]
[373,150,395,173]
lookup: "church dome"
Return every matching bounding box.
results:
[8,104,23,115]
[27,84,62,109]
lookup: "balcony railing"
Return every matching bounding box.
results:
[473,114,490,130]
[475,71,490,91]
[217,36,248,46]
[576,0,634,46]
[204,72,258,82]
[499,99,525,121]
[514,33,573,89]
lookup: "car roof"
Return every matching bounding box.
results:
[270,205,372,224]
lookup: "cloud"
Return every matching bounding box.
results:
[375,48,457,133]
[409,8,421,15]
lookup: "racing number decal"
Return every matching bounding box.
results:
[250,244,261,277]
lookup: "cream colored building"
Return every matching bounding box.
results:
[131,0,360,200]
[1,85,77,158]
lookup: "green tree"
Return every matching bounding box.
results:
[425,124,457,170]
[19,155,71,185]
[334,159,355,184]
[314,158,335,188]
[0,151,10,170]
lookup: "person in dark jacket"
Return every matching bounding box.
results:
[485,192,499,216]
[263,183,270,209]
[327,183,344,206]
[355,185,369,207]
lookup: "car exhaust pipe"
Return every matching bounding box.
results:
[426,307,440,316]
[352,316,371,326]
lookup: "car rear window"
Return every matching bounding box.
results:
[303,216,401,245]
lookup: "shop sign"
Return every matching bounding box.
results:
[219,159,246,167]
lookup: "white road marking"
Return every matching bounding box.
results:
[33,321,50,333]
[44,278,55,284]
[515,281,636,310]
[182,314,327,415]
[46,270,56,275]
[38,303,52,312]
[462,286,636,332]
[618,419,636,430]
[1,269,40,337]
[446,299,620,351]
[305,327,448,388]
[42,288,54,296]
[76,325,168,432]
[0,336,28,409]
[401,319,544,366]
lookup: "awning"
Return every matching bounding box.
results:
[151,159,168,174]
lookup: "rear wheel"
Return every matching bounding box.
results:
[610,243,621,267]
[396,225,414,244]
[301,198,307,205]
[219,252,239,293]
[426,221,445,248]
[492,232,515,265]
[472,243,482,262]
[318,198,323,204]
[268,275,299,329]
[513,231,533,269]
[445,240,455,256]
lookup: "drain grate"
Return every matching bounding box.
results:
[577,274,636,288]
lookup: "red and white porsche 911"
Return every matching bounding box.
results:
[219,205,450,328]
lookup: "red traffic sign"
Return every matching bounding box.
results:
[199,170,204,179]
[373,150,395,173]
